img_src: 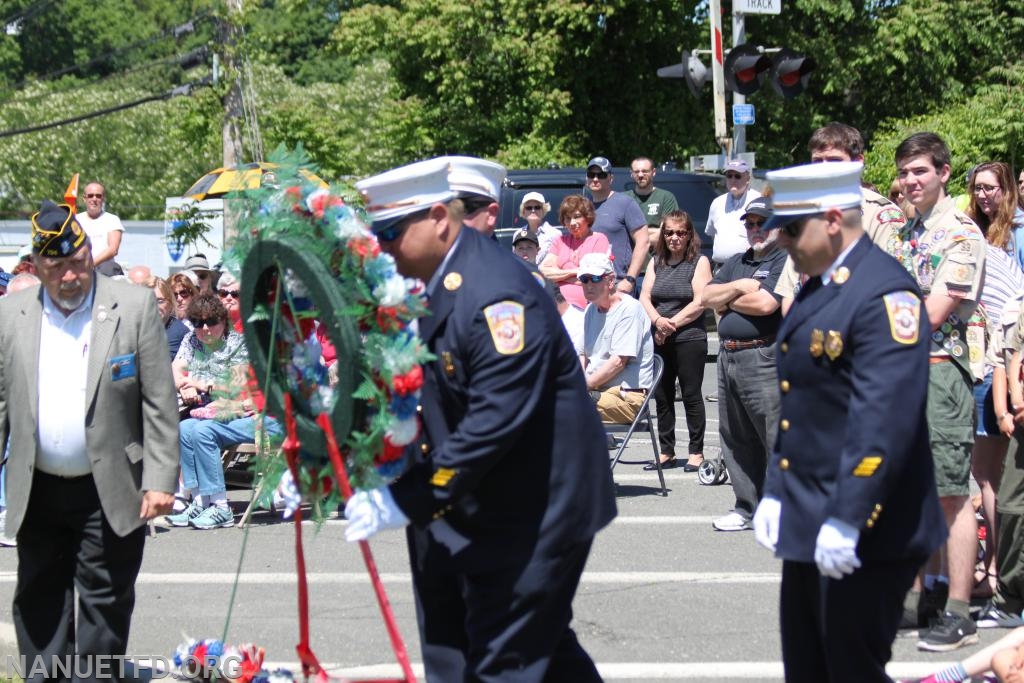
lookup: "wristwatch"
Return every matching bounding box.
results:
[622,275,636,286]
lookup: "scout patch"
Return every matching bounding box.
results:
[431,467,457,488]
[883,291,921,345]
[831,267,850,285]
[809,329,824,358]
[825,331,844,361]
[877,207,904,224]
[483,301,525,354]
[444,272,463,291]
[853,456,882,477]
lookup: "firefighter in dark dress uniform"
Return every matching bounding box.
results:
[346,157,616,683]
[752,161,947,682]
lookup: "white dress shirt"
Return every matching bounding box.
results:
[36,287,94,476]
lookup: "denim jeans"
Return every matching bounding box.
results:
[178,416,280,496]
[717,344,780,519]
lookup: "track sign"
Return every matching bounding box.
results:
[771,48,816,98]
[724,43,771,96]
[736,0,781,14]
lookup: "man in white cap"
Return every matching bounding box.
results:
[752,161,946,682]
[346,157,615,683]
[706,159,761,270]
[183,254,214,294]
[444,155,506,239]
[578,252,654,423]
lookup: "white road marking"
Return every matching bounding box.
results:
[0,571,778,585]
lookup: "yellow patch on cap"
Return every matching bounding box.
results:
[883,291,921,345]
[430,467,457,488]
[484,301,525,354]
[853,456,882,477]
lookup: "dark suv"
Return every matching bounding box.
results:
[496,165,723,261]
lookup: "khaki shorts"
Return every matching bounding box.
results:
[927,361,976,497]
[595,387,644,425]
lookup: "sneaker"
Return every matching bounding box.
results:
[190,505,234,530]
[166,499,202,527]
[0,509,15,547]
[976,600,1024,629]
[712,511,752,532]
[916,611,979,652]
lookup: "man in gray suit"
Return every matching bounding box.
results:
[1,200,179,680]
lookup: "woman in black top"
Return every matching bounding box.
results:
[639,211,712,471]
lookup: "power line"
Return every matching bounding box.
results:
[1,0,58,30]
[3,13,209,93]
[7,46,210,105]
[0,77,212,139]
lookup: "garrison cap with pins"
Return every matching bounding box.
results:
[31,200,88,258]
[762,161,864,230]
[355,158,457,235]
[445,156,506,202]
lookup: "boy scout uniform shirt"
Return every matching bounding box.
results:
[883,195,985,379]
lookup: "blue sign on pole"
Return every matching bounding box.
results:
[732,104,756,126]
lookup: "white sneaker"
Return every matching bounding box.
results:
[712,511,753,532]
[0,509,16,547]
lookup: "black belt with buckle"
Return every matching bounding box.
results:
[721,336,775,351]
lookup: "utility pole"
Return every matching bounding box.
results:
[709,0,730,158]
[222,0,243,169]
[732,9,747,155]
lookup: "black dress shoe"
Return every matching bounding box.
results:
[682,462,701,473]
[643,458,677,471]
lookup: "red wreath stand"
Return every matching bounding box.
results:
[280,394,417,683]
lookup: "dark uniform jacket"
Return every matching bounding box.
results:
[390,226,617,571]
[766,236,946,563]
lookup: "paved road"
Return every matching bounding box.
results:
[0,359,1004,682]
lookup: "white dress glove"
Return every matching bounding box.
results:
[753,497,782,552]
[813,517,861,580]
[343,487,410,542]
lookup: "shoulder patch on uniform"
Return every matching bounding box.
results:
[883,291,920,345]
[853,456,882,477]
[431,467,457,488]
[876,207,905,224]
[483,301,525,355]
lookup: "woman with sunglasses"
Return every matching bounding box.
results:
[517,192,560,263]
[168,293,252,529]
[170,272,199,327]
[639,211,712,472]
[144,276,189,360]
[964,161,1024,599]
[539,195,611,309]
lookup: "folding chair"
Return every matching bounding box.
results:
[608,354,667,496]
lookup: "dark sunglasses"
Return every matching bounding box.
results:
[523,205,544,212]
[461,196,493,214]
[196,271,209,280]
[745,218,767,229]
[85,193,104,199]
[218,289,241,299]
[174,290,193,299]
[725,172,744,180]
[578,274,607,284]
[780,214,821,238]
[586,172,609,180]
[190,317,221,329]
[662,229,689,237]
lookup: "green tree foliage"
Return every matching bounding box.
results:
[0,0,1023,220]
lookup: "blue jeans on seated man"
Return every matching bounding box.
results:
[179,416,281,497]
